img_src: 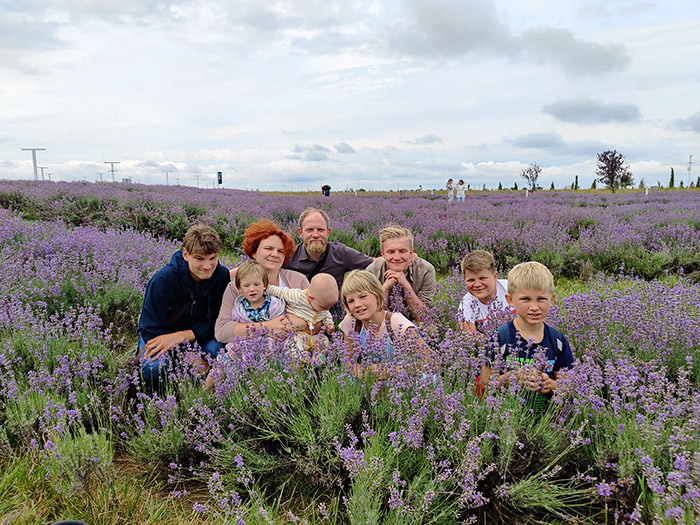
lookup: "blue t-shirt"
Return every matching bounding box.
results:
[494,320,574,412]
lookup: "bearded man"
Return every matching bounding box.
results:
[284,207,374,293]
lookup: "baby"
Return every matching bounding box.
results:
[267,272,338,364]
[204,260,284,389]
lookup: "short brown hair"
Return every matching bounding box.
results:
[241,219,296,263]
[379,225,414,250]
[235,260,268,289]
[299,207,330,230]
[183,223,222,255]
[461,250,496,275]
[341,270,385,313]
[507,261,554,296]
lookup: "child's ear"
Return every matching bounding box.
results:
[505,294,514,307]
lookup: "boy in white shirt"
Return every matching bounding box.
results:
[458,250,512,333]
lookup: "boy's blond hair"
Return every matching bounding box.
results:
[183,223,222,255]
[235,260,268,289]
[379,225,414,250]
[460,250,496,275]
[341,270,385,313]
[507,261,555,296]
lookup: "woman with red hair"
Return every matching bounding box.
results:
[215,219,310,342]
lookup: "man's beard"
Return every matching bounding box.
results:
[305,238,327,257]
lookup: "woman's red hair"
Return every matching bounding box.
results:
[242,219,296,263]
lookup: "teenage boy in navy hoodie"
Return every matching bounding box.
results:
[139,223,230,392]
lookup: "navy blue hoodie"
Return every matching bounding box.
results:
[138,250,230,345]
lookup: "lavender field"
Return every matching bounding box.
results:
[1,180,699,524]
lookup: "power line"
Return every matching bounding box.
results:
[21,148,46,180]
[104,161,120,182]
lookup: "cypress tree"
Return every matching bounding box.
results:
[670,167,675,188]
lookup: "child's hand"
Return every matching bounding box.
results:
[539,374,557,393]
[517,367,543,391]
[324,322,335,334]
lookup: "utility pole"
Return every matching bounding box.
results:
[46,172,53,181]
[21,148,46,180]
[162,170,171,186]
[97,172,105,181]
[104,161,120,182]
[195,175,200,188]
[689,155,694,186]
[176,177,180,185]
[38,166,47,181]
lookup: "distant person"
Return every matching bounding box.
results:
[267,272,338,364]
[365,226,436,323]
[139,224,230,393]
[479,261,574,414]
[458,250,513,333]
[446,178,455,201]
[339,270,429,379]
[322,184,331,196]
[455,179,466,201]
[284,207,374,294]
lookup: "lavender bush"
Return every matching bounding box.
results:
[0,184,699,523]
[1,180,699,280]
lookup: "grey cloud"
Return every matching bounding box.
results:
[304,151,328,162]
[508,132,605,156]
[291,143,330,162]
[510,132,565,149]
[518,28,628,75]
[385,0,628,75]
[293,143,330,153]
[414,134,442,144]
[334,142,356,153]
[542,98,642,124]
[674,111,700,133]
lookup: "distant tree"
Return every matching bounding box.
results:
[670,167,675,188]
[467,184,471,191]
[639,179,645,189]
[697,176,700,187]
[550,181,555,190]
[591,179,597,190]
[520,163,542,192]
[680,180,684,188]
[574,175,579,191]
[498,181,503,191]
[482,183,486,191]
[513,181,518,191]
[595,150,633,193]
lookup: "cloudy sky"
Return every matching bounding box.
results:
[1,0,698,190]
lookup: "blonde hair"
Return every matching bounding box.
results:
[183,223,222,255]
[299,207,330,230]
[507,261,554,296]
[341,270,385,313]
[379,225,414,251]
[235,260,269,289]
[461,250,496,275]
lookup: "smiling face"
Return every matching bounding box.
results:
[381,236,414,273]
[239,274,265,308]
[344,290,381,323]
[253,235,285,274]
[299,211,330,257]
[506,288,555,330]
[463,269,499,305]
[182,250,218,282]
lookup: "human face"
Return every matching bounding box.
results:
[506,288,555,330]
[381,237,413,273]
[344,290,381,324]
[182,250,218,282]
[299,212,330,257]
[254,235,285,274]
[239,274,265,308]
[463,269,498,305]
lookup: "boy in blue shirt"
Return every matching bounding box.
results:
[480,261,573,412]
[139,224,230,392]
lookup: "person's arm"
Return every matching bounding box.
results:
[384,269,431,323]
[142,330,196,359]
